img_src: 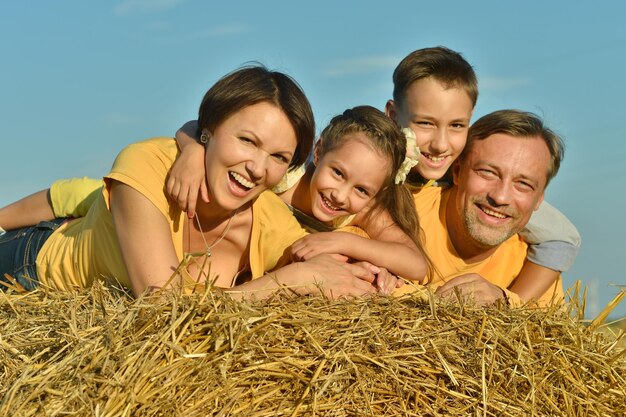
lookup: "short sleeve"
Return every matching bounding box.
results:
[50,177,103,218]
[103,138,178,220]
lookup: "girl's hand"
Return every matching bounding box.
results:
[351,261,402,295]
[167,133,208,218]
[290,232,352,261]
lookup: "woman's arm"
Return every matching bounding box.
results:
[167,120,207,217]
[110,181,183,296]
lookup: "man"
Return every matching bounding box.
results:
[396,109,565,307]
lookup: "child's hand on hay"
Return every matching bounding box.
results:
[435,273,507,306]
[350,261,402,295]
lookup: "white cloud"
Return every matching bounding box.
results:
[115,0,186,16]
[480,76,531,91]
[323,56,400,77]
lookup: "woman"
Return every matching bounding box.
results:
[0,65,391,299]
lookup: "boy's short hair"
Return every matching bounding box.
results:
[392,46,478,107]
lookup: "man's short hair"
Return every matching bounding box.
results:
[392,46,478,107]
[464,110,565,185]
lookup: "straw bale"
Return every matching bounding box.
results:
[0,282,624,416]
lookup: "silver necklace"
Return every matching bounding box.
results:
[193,212,236,257]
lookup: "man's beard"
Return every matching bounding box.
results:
[463,200,519,248]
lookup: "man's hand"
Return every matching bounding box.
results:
[435,273,507,306]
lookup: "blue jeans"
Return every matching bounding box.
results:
[0,218,68,291]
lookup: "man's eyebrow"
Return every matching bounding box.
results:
[475,160,541,185]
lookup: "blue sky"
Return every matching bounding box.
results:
[1,0,625,318]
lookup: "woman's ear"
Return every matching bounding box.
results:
[200,129,211,144]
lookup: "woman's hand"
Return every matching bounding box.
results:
[167,126,208,217]
[227,254,380,301]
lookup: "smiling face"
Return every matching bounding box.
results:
[203,102,297,212]
[387,77,473,180]
[448,133,550,259]
[309,133,390,223]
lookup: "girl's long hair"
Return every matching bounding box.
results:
[317,106,433,280]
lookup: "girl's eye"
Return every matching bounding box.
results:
[355,187,369,197]
[239,137,254,144]
[451,123,466,129]
[331,168,343,177]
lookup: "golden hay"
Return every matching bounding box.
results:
[1,282,624,417]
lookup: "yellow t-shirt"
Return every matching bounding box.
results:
[50,177,103,218]
[36,137,307,290]
[395,186,563,306]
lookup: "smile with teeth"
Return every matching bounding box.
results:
[320,194,341,212]
[480,206,508,219]
[423,153,446,163]
[230,172,255,189]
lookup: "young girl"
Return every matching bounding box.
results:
[0,66,392,299]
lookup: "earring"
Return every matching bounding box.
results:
[200,133,209,144]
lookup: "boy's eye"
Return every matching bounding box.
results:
[451,123,466,129]
[415,121,433,127]
[331,168,343,177]
[238,137,254,144]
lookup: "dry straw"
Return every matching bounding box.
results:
[1,280,624,416]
